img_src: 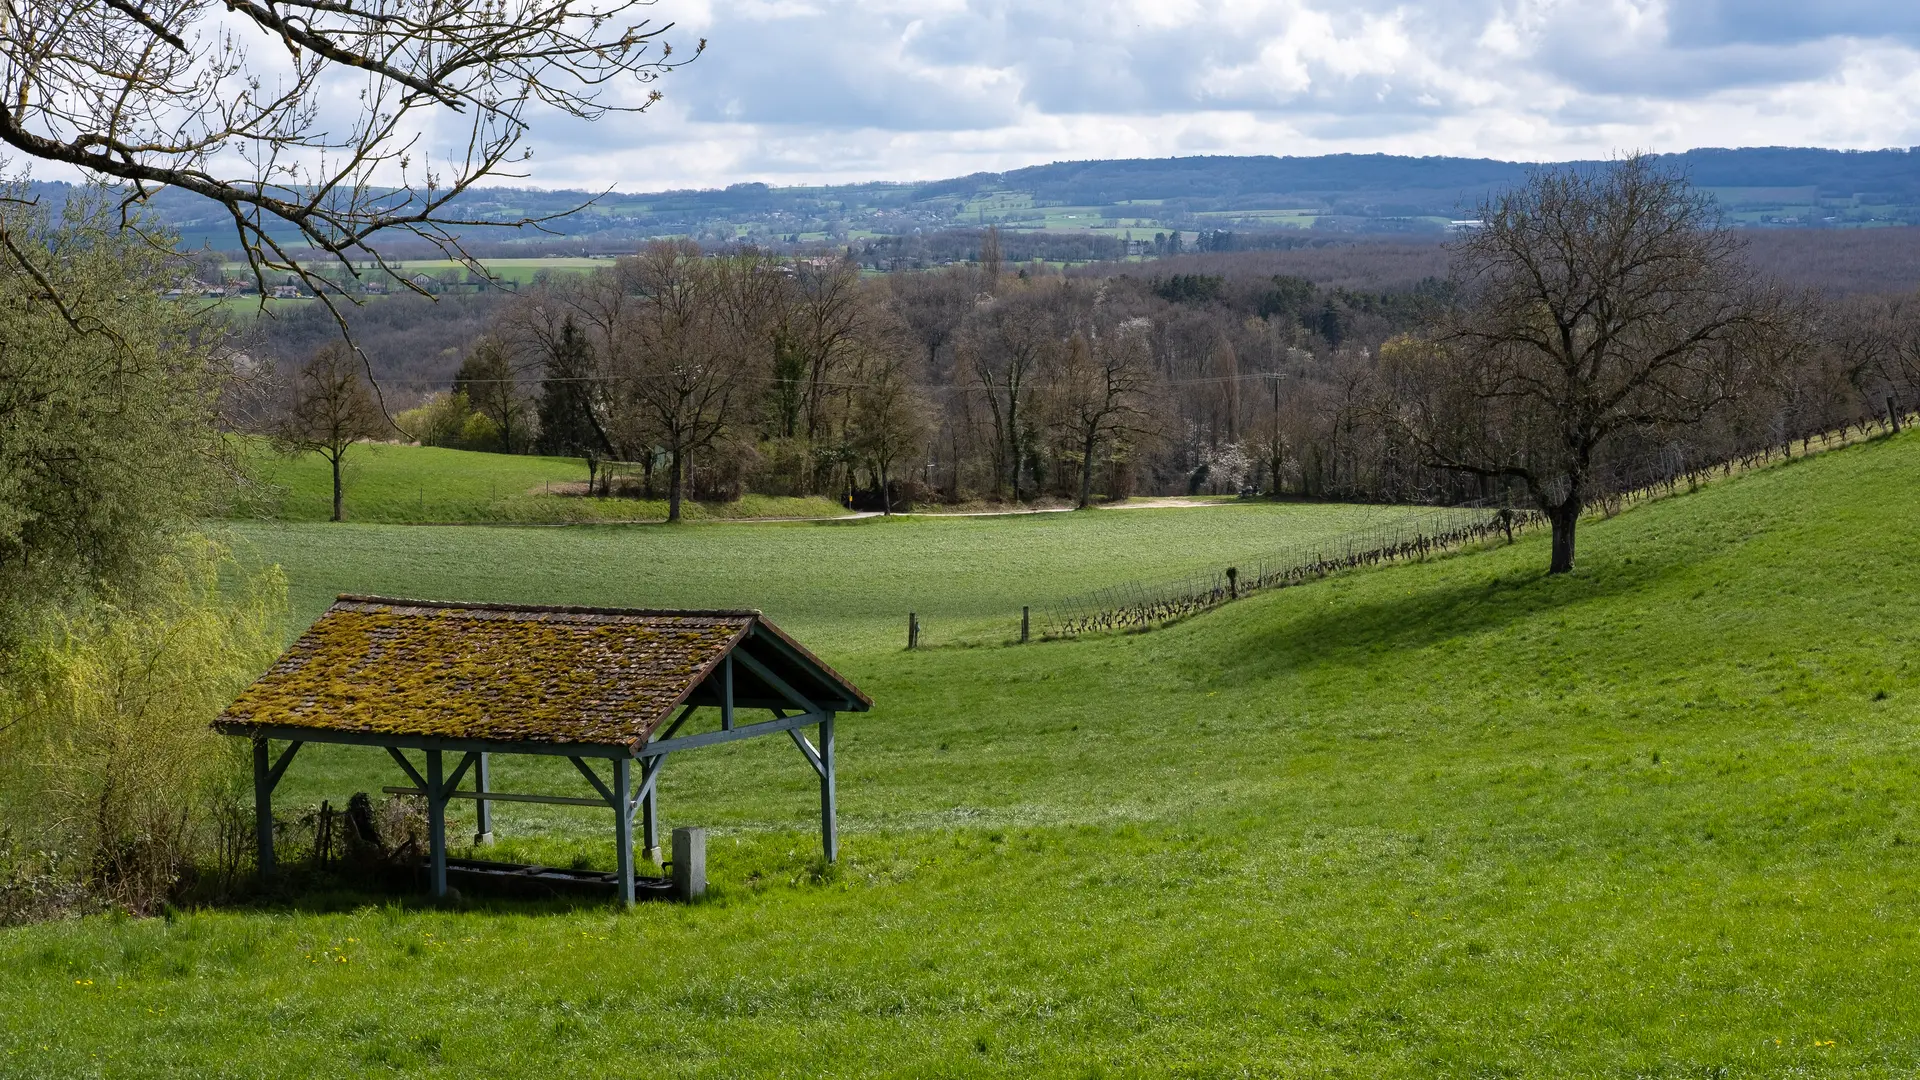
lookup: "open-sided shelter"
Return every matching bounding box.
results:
[215,595,871,904]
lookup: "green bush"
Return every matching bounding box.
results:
[0,536,286,920]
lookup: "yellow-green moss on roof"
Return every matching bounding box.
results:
[219,598,758,747]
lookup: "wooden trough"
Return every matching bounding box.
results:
[215,596,871,905]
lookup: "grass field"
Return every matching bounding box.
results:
[7,432,1920,1076]
[237,439,848,524]
[228,499,1431,649]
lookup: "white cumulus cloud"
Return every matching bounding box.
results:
[504,0,1920,189]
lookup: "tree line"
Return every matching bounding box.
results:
[270,159,1920,575]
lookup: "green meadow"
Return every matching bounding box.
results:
[236,439,847,524]
[5,432,1920,1076]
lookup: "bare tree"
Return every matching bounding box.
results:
[890,267,977,374]
[1386,156,1795,573]
[0,2,699,321]
[849,335,931,515]
[274,342,386,521]
[1054,322,1156,508]
[618,240,750,522]
[454,337,531,452]
[959,284,1063,502]
[758,255,870,452]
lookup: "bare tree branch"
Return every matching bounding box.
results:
[0,1,701,345]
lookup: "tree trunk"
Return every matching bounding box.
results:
[330,451,344,522]
[1078,428,1098,509]
[667,445,684,523]
[1547,497,1580,574]
[879,461,892,515]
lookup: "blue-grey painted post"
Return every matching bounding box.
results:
[426,749,447,899]
[252,738,275,880]
[613,757,636,906]
[642,772,660,863]
[473,751,493,845]
[721,656,734,731]
[819,713,837,863]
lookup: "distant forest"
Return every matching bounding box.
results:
[236,227,1920,401]
[225,220,1920,525]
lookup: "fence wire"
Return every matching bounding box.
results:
[1040,403,1920,639]
[1043,505,1533,637]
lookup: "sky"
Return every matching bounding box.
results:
[502,0,1920,191]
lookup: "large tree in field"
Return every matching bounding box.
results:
[1388,156,1795,574]
[275,343,386,522]
[0,2,698,314]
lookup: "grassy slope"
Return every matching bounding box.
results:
[236,438,847,524]
[229,500,1424,650]
[8,435,1920,1076]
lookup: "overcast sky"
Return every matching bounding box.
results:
[499,0,1920,191]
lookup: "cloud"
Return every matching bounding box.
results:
[475,0,1920,188]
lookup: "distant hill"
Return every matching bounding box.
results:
[47,146,1920,254]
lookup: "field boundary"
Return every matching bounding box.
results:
[1039,407,1917,639]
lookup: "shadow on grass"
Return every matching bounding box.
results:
[1199,536,1699,687]
[183,870,649,918]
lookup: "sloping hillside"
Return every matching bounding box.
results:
[5,431,1919,1076]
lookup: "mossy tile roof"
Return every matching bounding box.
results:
[218,597,788,748]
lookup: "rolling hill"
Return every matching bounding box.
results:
[4,421,1919,1074]
[46,146,1920,257]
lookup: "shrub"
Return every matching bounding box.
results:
[0,536,286,919]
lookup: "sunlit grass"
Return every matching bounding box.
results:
[7,433,1920,1076]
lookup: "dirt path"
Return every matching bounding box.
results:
[1103,498,1235,510]
[410,500,1234,528]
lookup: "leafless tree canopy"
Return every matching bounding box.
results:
[0,0,698,310]
[273,340,387,520]
[1384,156,1802,573]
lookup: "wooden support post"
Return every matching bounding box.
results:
[473,751,493,845]
[253,738,275,880]
[614,757,635,907]
[721,655,734,731]
[1021,606,1030,643]
[426,749,447,899]
[908,612,918,650]
[1227,566,1239,599]
[641,761,661,865]
[819,713,838,863]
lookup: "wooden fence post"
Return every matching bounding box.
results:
[908,612,918,650]
[1226,567,1238,599]
[1021,606,1030,643]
